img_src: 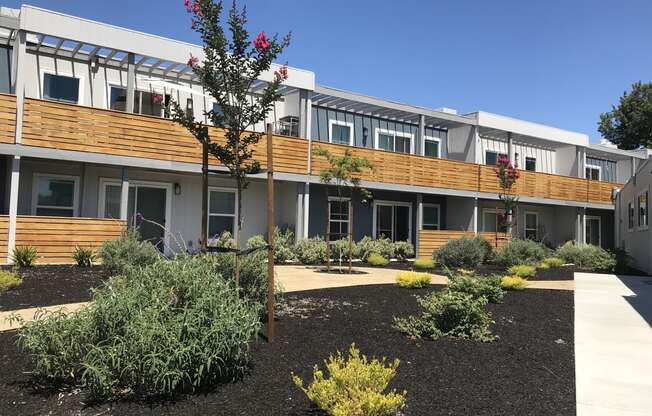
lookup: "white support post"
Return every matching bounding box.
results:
[473,125,482,164]
[295,183,303,242]
[302,183,310,239]
[507,132,514,165]
[416,194,423,256]
[473,197,478,234]
[302,89,312,240]
[7,156,20,264]
[125,53,136,114]
[11,30,26,144]
[120,167,129,221]
[418,115,425,156]
[631,156,637,177]
[576,207,585,244]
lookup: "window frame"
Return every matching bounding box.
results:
[374,128,414,154]
[372,200,413,241]
[422,136,441,158]
[40,69,83,105]
[524,211,539,240]
[328,119,354,146]
[584,215,602,246]
[207,187,238,239]
[628,200,635,231]
[525,156,537,172]
[327,196,351,240]
[585,164,601,181]
[485,151,508,166]
[106,83,169,116]
[31,173,80,217]
[637,189,649,231]
[482,208,507,233]
[98,178,122,219]
[421,203,441,230]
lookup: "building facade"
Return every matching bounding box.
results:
[0,5,643,263]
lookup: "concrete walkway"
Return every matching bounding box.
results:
[0,301,87,332]
[575,272,652,416]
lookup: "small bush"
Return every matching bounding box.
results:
[536,262,550,270]
[435,236,488,269]
[394,290,494,342]
[295,236,327,265]
[506,264,536,278]
[330,238,356,262]
[207,251,269,305]
[354,236,394,261]
[273,227,297,263]
[0,270,22,292]
[392,240,415,261]
[555,241,616,272]
[246,234,267,249]
[501,275,529,290]
[413,258,436,270]
[99,229,160,274]
[396,271,431,288]
[367,253,389,267]
[495,239,548,267]
[72,246,96,267]
[292,344,406,416]
[209,230,235,249]
[12,246,38,267]
[541,257,564,268]
[456,268,475,276]
[447,274,504,303]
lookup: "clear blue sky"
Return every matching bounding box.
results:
[6,0,652,143]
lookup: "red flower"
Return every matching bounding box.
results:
[184,0,192,12]
[275,65,288,81]
[187,54,199,67]
[152,94,163,105]
[253,32,271,53]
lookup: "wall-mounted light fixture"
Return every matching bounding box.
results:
[90,55,100,73]
[174,183,181,195]
[186,98,194,114]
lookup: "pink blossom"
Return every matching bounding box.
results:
[274,65,289,81]
[184,0,192,12]
[152,94,163,105]
[187,54,199,67]
[193,1,204,17]
[253,32,271,53]
[191,19,198,29]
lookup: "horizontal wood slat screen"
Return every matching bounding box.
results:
[0,215,8,264]
[0,94,16,144]
[15,216,126,264]
[418,230,511,259]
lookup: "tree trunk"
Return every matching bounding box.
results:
[348,200,353,274]
[201,142,208,252]
[235,175,242,286]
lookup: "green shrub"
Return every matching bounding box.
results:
[0,270,22,292]
[273,227,297,263]
[295,236,327,265]
[292,344,406,416]
[536,262,550,270]
[354,236,394,261]
[392,240,415,261]
[541,257,564,268]
[366,253,389,267]
[246,234,267,249]
[72,246,96,267]
[435,236,489,268]
[99,229,160,274]
[501,275,529,290]
[209,230,235,248]
[394,290,494,342]
[205,251,269,305]
[330,238,356,262]
[555,241,616,272]
[495,239,548,267]
[13,255,260,399]
[396,271,431,288]
[506,264,536,278]
[447,274,504,303]
[413,258,436,270]
[12,246,38,267]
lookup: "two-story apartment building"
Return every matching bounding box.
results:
[0,5,643,263]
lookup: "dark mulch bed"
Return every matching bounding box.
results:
[0,265,108,311]
[0,284,575,415]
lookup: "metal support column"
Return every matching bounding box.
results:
[7,156,20,264]
[120,167,129,221]
[126,53,136,113]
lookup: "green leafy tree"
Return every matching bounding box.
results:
[170,0,290,285]
[599,81,652,150]
[315,147,374,273]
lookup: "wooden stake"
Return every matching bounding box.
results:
[348,200,353,274]
[266,124,275,343]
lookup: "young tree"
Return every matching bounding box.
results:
[599,81,652,150]
[170,0,290,284]
[494,155,519,242]
[314,147,374,273]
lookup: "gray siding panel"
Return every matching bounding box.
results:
[0,46,11,94]
[587,157,616,182]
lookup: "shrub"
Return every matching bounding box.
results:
[292,344,406,416]
[447,274,504,303]
[495,239,548,267]
[206,251,268,305]
[295,236,327,265]
[330,238,356,262]
[246,234,267,249]
[542,257,564,268]
[394,290,494,342]
[12,246,38,267]
[536,262,550,270]
[0,270,22,292]
[506,264,536,278]
[354,236,394,261]
[209,230,235,249]
[456,268,475,276]
[396,271,431,288]
[99,229,160,274]
[413,258,436,270]
[435,236,489,269]
[392,240,415,261]
[501,275,529,290]
[273,227,297,263]
[13,255,260,399]
[555,241,616,272]
[366,253,389,267]
[72,246,96,267]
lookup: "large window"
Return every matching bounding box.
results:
[423,137,441,158]
[32,174,78,217]
[329,120,353,146]
[524,212,538,240]
[208,189,236,238]
[485,151,508,166]
[638,191,648,229]
[43,73,80,104]
[328,198,350,240]
[376,129,412,154]
[585,165,601,181]
[374,201,411,241]
[102,181,122,219]
[482,208,507,233]
[585,216,601,246]
[110,86,168,117]
[422,204,440,230]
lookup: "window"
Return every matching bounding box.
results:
[525,157,536,172]
[638,191,648,229]
[109,86,168,117]
[328,198,350,240]
[375,129,412,154]
[422,204,440,230]
[482,209,507,233]
[524,212,538,240]
[208,189,236,238]
[628,201,635,230]
[585,165,600,181]
[485,151,508,166]
[32,174,78,217]
[101,181,122,219]
[585,216,601,246]
[43,73,80,104]
[374,201,412,241]
[423,137,440,158]
[329,120,353,146]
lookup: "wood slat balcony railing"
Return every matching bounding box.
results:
[417,229,510,259]
[0,93,16,144]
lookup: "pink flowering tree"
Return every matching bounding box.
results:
[170,0,290,284]
[494,155,520,235]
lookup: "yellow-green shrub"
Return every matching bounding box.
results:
[413,258,436,270]
[292,344,406,416]
[0,270,22,292]
[536,262,550,270]
[456,268,475,276]
[506,264,536,278]
[542,257,564,268]
[396,271,431,288]
[367,254,389,267]
[501,275,529,290]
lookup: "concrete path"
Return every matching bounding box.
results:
[0,301,88,332]
[575,272,652,416]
